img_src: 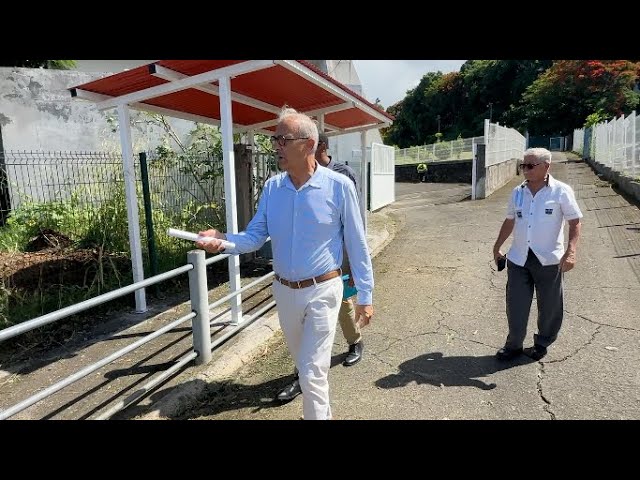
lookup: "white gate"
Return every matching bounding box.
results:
[370,143,395,211]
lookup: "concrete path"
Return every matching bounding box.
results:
[156,153,640,420]
[3,153,639,420]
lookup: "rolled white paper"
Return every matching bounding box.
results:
[167,228,235,250]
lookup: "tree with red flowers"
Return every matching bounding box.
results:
[514,60,640,135]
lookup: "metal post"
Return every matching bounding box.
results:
[219,76,242,325]
[632,112,637,177]
[249,131,256,213]
[471,141,477,200]
[484,119,490,166]
[360,130,368,232]
[188,250,211,365]
[139,152,159,289]
[117,104,147,313]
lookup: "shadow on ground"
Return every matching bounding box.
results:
[116,351,350,420]
[376,352,537,391]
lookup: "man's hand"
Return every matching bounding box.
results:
[493,247,505,265]
[355,304,374,328]
[195,229,227,254]
[559,250,577,272]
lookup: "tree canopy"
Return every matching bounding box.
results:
[514,60,640,135]
[383,60,639,147]
[0,60,76,69]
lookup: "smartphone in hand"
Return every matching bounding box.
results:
[342,274,357,299]
[497,256,506,271]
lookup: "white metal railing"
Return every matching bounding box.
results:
[573,128,585,156]
[575,111,639,178]
[395,136,484,165]
[0,245,275,420]
[484,121,525,167]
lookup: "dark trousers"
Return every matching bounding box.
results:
[505,249,564,350]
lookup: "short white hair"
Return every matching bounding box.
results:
[278,107,319,154]
[523,147,552,164]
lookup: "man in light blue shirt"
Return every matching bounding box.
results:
[197,107,374,420]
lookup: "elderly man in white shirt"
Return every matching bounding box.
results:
[492,147,582,361]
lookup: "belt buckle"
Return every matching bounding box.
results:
[296,280,302,289]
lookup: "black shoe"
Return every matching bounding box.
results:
[495,347,523,361]
[276,379,302,403]
[524,345,547,361]
[343,341,364,367]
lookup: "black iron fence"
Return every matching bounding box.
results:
[0,149,279,274]
[0,150,225,273]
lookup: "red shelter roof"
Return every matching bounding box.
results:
[70,60,393,136]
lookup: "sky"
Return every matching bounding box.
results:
[352,60,466,109]
[74,60,467,111]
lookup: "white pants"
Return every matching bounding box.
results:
[272,276,343,420]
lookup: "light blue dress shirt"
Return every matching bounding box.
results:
[224,164,374,305]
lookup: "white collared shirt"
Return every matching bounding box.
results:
[505,174,583,267]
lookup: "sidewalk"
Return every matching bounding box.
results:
[129,208,400,420]
[4,152,638,420]
[150,152,640,420]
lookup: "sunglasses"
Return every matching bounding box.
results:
[270,135,310,147]
[521,161,545,170]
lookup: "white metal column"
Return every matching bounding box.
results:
[249,130,256,211]
[471,141,478,200]
[360,131,368,231]
[117,104,146,313]
[632,112,637,177]
[219,76,242,325]
[484,119,490,167]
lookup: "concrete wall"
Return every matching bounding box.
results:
[484,158,519,198]
[395,160,472,183]
[585,157,640,204]
[0,67,195,153]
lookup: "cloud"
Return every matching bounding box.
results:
[353,60,466,108]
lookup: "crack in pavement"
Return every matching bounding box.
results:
[565,310,640,333]
[438,324,499,350]
[545,325,602,365]
[565,286,640,291]
[536,362,556,420]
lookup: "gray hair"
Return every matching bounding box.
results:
[278,107,319,154]
[523,147,552,164]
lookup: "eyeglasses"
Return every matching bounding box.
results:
[270,135,310,147]
[521,162,544,170]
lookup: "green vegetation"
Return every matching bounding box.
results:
[0,60,77,69]
[384,60,640,147]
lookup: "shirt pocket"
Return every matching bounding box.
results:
[539,201,560,222]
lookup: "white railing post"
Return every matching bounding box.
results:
[360,131,368,232]
[484,119,490,166]
[188,250,212,365]
[471,141,477,200]
[632,111,637,177]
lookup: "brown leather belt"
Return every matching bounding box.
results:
[274,269,342,289]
